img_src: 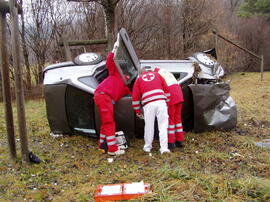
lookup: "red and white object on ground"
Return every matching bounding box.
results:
[94,181,150,201]
[115,131,128,150]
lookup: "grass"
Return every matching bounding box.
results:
[0,72,270,201]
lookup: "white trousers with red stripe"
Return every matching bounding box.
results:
[143,100,169,153]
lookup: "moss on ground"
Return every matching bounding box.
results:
[0,72,270,201]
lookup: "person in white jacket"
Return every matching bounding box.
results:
[154,67,185,150]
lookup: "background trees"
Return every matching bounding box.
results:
[240,0,270,17]
[0,0,269,98]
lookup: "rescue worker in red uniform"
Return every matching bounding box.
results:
[94,40,130,156]
[154,67,185,149]
[132,66,171,154]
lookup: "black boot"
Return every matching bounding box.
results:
[175,141,184,148]
[100,140,108,153]
[168,143,176,150]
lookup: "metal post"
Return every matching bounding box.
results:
[9,0,29,163]
[213,30,263,81]
[260,55,264,81]
[0,9,17,160]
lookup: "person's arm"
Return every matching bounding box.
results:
[112,34,120,54]
[105,34,121,76]
[132,79,141,114]
[119,84,131,100]
[105,52,119,76]
[159,74,171,103]
[124,85,131,95]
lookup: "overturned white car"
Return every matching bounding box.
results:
[43,28,237,139]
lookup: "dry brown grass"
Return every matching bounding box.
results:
[0,72,270,201]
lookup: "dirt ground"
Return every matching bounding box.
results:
[0,72,269,201]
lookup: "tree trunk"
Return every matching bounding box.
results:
[66,0,119,52]
[103,3,115,52]
[0,9,17,160]
[9,0,29,163]
[62,36,72,61]
[19,0,31,90]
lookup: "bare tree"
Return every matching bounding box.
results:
[67,0,120,50]
[116,0,160,58]
[228,0,242,13]
[19,0,31,90]
[24,0,54,84]
[212,0,270,72]
[16,0,269,82]
[116,0,215,59]
[180,0,214,56]
[47,0,76,62]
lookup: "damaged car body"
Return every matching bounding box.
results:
[43,28,237,139]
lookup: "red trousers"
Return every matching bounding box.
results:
[168,103,185,143]
[94,93,118,152]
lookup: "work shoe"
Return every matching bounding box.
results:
[107,149,125,156]
[175,141,185,148]
[143,148,151,153]
[100,140,108,153]
[118,144,128,150]
[160,149,171,154]
[168,143,176,150]
[98,148,106,154]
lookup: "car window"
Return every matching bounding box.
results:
[78,76,99,88]
[114,38,138,85]
[173,72,188,81]
[113,28,141,85]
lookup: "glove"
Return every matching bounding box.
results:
[124,74,130,81]
[112,42,119,53]
[113,41,120,49]
[136,113,144,120]
[116,33,120,42]
[112,34,120,53]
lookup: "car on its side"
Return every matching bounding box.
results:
[43,28,234,139]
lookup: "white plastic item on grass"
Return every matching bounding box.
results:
[115,131,128,150]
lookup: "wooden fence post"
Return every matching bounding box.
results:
[59,39,108,61]
[260,55,264,81]
[9,0,29,163]
[62,36,72,61]
[0,5,17,160]
[215,32,218,56]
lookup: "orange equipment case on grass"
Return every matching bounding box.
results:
[94,182,150,202]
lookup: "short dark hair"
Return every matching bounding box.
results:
[143,66,152,70]
[140,66,153,74]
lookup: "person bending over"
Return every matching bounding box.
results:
[132,66,170,154]
[154,67,185,150]
[94,37,130,156]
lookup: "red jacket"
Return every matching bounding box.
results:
[154,68,184,105]
[132,71,170,114]
[95,52,130,101]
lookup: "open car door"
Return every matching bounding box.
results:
[113,28,141,86]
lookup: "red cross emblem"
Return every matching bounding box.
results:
[142,73,155,81]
